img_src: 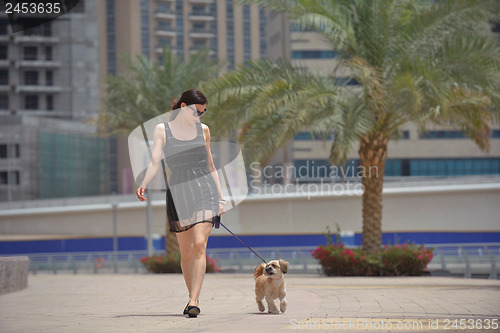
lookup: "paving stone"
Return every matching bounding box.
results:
[0,274,498,332]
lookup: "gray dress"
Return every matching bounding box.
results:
[163,121,220,233]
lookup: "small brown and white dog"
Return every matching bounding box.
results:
[253,259,288,314]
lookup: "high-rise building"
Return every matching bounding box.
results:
[148,0,267,69]
[0,0,280,201]
[0,1,110,201]
[101,0,273,194]
[262,19,500,183]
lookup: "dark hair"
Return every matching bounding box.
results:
[170,89,207,120]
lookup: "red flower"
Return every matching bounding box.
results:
[343,249,354,258]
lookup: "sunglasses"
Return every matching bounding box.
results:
[188,105,207,117]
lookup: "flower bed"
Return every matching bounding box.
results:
[311,227,434,276]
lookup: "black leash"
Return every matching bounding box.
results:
[218,221,267,264]
[216,166,267,264]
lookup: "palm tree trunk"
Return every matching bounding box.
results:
[358,131,388,253]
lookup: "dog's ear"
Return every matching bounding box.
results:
[253,263,265,280]
[279,259,289,274]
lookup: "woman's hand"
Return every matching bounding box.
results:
[218,201,225,216]
[136,186,147,201]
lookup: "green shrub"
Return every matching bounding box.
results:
[140,252,221,274]
[380,243,434,276]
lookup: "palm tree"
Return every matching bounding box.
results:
[92,48,225,254]
[202,0,500,253]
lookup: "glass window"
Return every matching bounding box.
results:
[226,1,234,70]
[45,46,53,61]
[446,160,456,176]
[243,4,251,61]
[157,2,172,13]
[294,132,333,140]
[420,130,468,139]
[0,69,8,85]
[291,50,338,59]
[0,94,8,109]
[46,95,54,110]
[463,159,473,175]
[0,170,20,185]
[335,77,359,86]
[410,160,421,176]
[0,45,7,60]
[141,0,150,58]
[192,4,205,12]
[0,171,7,184]
[25,95,39,109]
[193,22,205,30]
[472,159,482,174]
[385,159,402,177]
[42,22,51,36]
[46,70,53,85]
[0,144,20,158]
[492,159,500,173]
[24,71,38,85]
[24,47,37,60]
[158,21,173,31]
[158,37,172,47]
[455,159,464,175]
[436,160,446,176]
[0,20,8,35]
[106,0,116,74]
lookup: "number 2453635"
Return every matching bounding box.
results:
[5,2,61,14]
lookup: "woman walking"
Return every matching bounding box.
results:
[136,89,225,318]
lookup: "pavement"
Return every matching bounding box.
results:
[0,273,499,333]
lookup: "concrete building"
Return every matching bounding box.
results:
[0,0,275,201]
[101,0,273,195]
[265,20,500,183]
[0,1,107,201]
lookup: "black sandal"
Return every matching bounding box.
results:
[186,300,200,318]
[183,302,189,315]
[187,305,200,318]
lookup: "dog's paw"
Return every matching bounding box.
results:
[269,307,280,314]
[258,304,265,312]
[280,300,287,313]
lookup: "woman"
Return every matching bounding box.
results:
[136,89,225,318]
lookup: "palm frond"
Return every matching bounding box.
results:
[92,48,223,135]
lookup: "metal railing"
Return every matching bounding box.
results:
[27,251,148,275]
[425,243,500,279]
[206,246,321,274]
[5,243,500,278]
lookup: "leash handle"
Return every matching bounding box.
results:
[219,221,267,264]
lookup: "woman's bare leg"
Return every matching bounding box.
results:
[176,228,193,301]
[176,221,212,306]
[188,222,212,306]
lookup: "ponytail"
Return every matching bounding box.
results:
[169,89,207,121]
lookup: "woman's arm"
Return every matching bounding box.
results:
[136,123,165,201]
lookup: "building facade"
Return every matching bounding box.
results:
[0,1,109,201]
[100,0,274,195]
[267,21,500,183]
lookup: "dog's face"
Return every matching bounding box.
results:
[264,259,288,279]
